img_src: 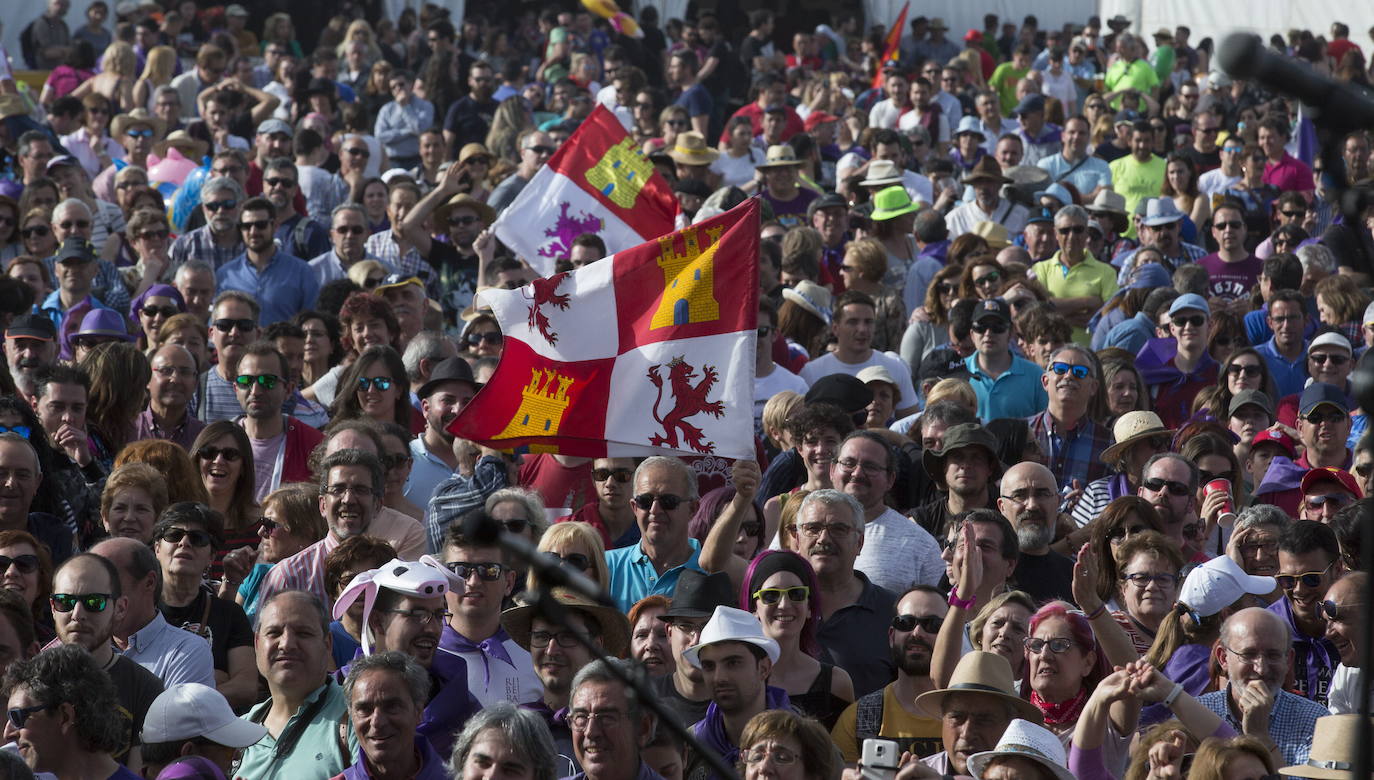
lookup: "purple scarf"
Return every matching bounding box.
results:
[339,735,449,780]
[440,624,515,687]
[691,686,792,779]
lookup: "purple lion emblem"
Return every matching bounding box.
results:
[539,202,604,260]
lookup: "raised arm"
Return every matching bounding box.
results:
[699,459,760,593]
[1072,542,1141,670]
[400,163,468,257]
[930,521,978,688]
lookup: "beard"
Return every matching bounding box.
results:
[1015,511,1055,551]
[891,638,932,677]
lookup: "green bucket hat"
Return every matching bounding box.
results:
[870,185,921,221]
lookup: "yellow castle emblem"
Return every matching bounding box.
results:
[585,138,654,208]
[650,225,723,329]
[495,368,575,453]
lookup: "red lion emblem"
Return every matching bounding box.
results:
[646,357,726,453]
[525,273,571,345]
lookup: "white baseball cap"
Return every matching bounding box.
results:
[142,683,268,747]
[1178,555,1276,617]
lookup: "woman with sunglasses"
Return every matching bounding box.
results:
[530,522,608,595]
[99,462,168,544]
[957,253,1005,301]
[461,313,505,358]
[1180,432,1248,561]
[0,529,56,643]
[1190,346,1278,422]
[346,259,390,291]
[305,292,402,407]
[486,487,549,597]
[190,421,261,577]
[129,283,185,350]
[898,265,963,370]
[741,550,854,729]
[152,502,258,710]
[330,344,424,434]
[17,210,57,268]
[240,482,328,617]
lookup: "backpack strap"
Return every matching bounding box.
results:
[854,688,886,745]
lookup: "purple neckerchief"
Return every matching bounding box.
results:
[1269,594,1340,706]
[440,623,515,687]
[691,686,791,778]
[1255,455,1306,495]
[919,239,950,264]
[523,698,571,728]
[1105,472,1132,502]
[1135,337,1218,387]
[950,147,986,172]
[339,735,449,780]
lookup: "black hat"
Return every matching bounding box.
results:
[55,236,96,264]
[807,192,847,220]
[418,357,480,399]
[804,373,873,414]
[4,313,56,341]
[672,178,712,198]
[919,345,971,384]
[306,77,336,96]
[972,298,1013,326]
[660,570,734,620]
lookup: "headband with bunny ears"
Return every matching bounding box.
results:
[331,555,461,655]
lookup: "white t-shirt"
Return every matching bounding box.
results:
[1328,663,1370,714]
[753,365,808,431]
[711,147,764,188]
[853,507,944,594]
[898,111,950,144]
[1199,169,1241,197]
[1040,69,1078,111]
[800,350,918,411]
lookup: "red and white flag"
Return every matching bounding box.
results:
[451,199,760,459]
[491,104,679,276]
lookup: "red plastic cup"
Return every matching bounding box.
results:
[1204,477,1237,526]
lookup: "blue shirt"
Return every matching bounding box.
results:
[1104,311,1157,354]
[1256,336,1309,398]
[1198,685,1328,769]
[216,249,321,326]
[1036,152,1113,195]
[605,537,705,613]
[39,290,111,329]
[964,353,1048,422]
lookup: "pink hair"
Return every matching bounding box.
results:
[1023,600,1112,697]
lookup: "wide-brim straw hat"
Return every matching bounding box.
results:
[667,131,719,165]
[1278,714,1370,779]
[434,193,496,227]
[111,108,167,142]
[1100,410,1176,464]
[756,144,805,169]
[153,130,208,161]
[914,651,1044,723]
[963,156,1011,185]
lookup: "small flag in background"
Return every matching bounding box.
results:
[872,1,911,89]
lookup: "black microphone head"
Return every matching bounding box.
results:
[458,509,501,546]
[1353,349,1374,417]
[1218,33,1265,80]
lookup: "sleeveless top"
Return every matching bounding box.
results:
[789,663,849,730]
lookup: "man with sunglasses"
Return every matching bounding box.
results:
[49,553,164,767]
[561,458,642,550]
[1297,383,1355,473]
[1028,343,1112,490]
[1197,200,1261,301]
[433,520,540,708]
[1299,468,1362,524]
[1137,453,1198,548]
[964,298,1046,422]
[310,203,391,287]
[832,586,948,762]
[232,341,324,502]
[170,177,245,275]
[489,130,556,213]
[1269,521,1343,707]
[605,457,704,612]
[39,235,114,334]
[199,291,260,423]
[1272,333,1355,430]
[1032,205,1118,345]
[1138,293,1217,429]
[215,195,320,328]
[1323,571,1370,714]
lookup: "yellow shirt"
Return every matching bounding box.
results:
[831,684,944,762]
[1032,251,1120,345]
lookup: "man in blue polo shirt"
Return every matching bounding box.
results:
[965,298,1047,421]
[605,456,705,612]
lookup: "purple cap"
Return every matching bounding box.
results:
[155,756,227,780]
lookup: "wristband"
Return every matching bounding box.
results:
[1163,681,1185,709]
[1086,603,1107,620]
[948,585,976,610]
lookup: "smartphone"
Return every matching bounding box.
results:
[860,738,899,780]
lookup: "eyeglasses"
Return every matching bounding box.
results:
[1223,645,1288,666]
[547,552,591,570]
[1227,364,1262,378]
[345,147,371,157]
[743,746,798,766]
[591,468,632,483]
[936,282,956,296]
[1057,225,1086,235]
[754,585,810,605]
[1310,353,1350,366]
[333,224,367,235]
[1213,220,1245,231]
[159,527,213,547]
[0,554,39,575]
[263,177,296,188]
[238,219,273,232]
[836,457,888,475]
[19,226,50,238]
[1025,637,1076,654]
[203,199,237,212]
[1142,477,1190,496]
[383,606,451,625]
[235,373,282,390]
[1280,210,1306,218]
[445,561,505,581]
[322,483,376,498]
[49,592,110,613]
[1322,599,1364,622]
[973,271,1001,287]
[142,304,180,318]
[1001,487,1056,504]
[1276,562,1335,591]
[530,629,588,648]
[7,704,49,730]
[892,613,944,633]
[570,710,622,731]
[196,445,241,462]
[971,321,1009,334]
[1172,315,1206,329]
[796,521,855,538]
[1305,410,1347,426]
[1049,362,1091,379]
[466,332,503,346]
[357,376,394,392]
[632,493,684,511]
[125,128,156,139]
[57,220,91,230]
[527,145,556,155]
[1122,572,1179,588]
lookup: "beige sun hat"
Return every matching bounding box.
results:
[1099,410,1176,464]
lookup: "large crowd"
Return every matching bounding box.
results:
[0,1,1370,779]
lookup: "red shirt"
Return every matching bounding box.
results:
[518,453,597,512]
[718,103,805,146]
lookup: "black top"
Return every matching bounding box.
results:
[789,663,849,730]
[159,586,254,672]
[818,572,898,699]
[108,653,164,763]
[649,672,710,727]
[1010,549,1076,605]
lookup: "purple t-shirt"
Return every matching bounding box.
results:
[249,431,286,503]
[1197,252,1262,300]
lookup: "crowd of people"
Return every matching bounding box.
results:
[0,1,1372,780]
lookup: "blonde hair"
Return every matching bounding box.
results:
[100,463,170,534]
[531,522,608,592]
[777,489,813,551]
[843,238,887,284]
[139,45,177,86]
[1186,736,1275,780]
[927,378,977,415]
[103,42,137,78]
[761,391,804,449]
[346,259,388,288]
[968,591,1036,650]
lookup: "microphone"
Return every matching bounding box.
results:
[1217,33,1374,130]
[460,511,617,607]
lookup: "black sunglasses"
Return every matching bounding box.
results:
[633,493,684,511]
[159,527,214,547]
[592,468,632,483]
[196,445,242,462]
[49,592,110,613]
[142,304,180,318]
[548,552,591,571]
[1172,315,1206,329]
[971,321,1009,334]
[445,561,505,581]
[1142,477,1190,496]
[0,554,39,575]
[213,318,256,333]
[466,332,503,346]
[892,614,944,633]
[7,704,49,730]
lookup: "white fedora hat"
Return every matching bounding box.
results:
[683,605,780,668]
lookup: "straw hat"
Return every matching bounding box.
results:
[914,651,1044,722]
[1099,411,1176,464]
[457,142,493,165]
[433,193,496,227]
[1278,714,1370,778]
[756,144,805,169]
[501,588,631,657]
[110,108,167,142]
[154,130,208,162]
[781,280,832,324]
[1087,190,1130,233]
[667,131,719,165]
[970,221,1011,249]
[860,159,906,188]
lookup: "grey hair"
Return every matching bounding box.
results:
[0,433,41,480]
[635,456,699,500]
[264,156,297,177]
[402,331,450,381]
[1047,343,1099,378]
[797,489,865,530]
[1296,244,1337,275]
[53,198,92,220]
[570,658,649,721]
[1055,204,1090,224]
[176,258,214,278]
[200,174,245,203]
[344,650,430,707]
[153,85,181,104]
[485,487,549,542]
[115,165,147,182]
[448,701,559,780]
[331,202,367,223]
[1,645,124,754]
[1233,504,1292,535]
[317,448,385,499]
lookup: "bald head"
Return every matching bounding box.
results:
[996,246,1031,267]
[996,462,1058,553]
[1221,607,1291,655]
[1003,461,1053,486]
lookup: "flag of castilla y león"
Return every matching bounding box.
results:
[450,199,760,460]
[491,104,679,277]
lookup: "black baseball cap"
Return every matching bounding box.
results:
[5,313,56,341]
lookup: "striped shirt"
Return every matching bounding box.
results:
[170,224,245,272]
[1111,242,1208,285]
[365,229,439,300]
[197,369,244,423]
